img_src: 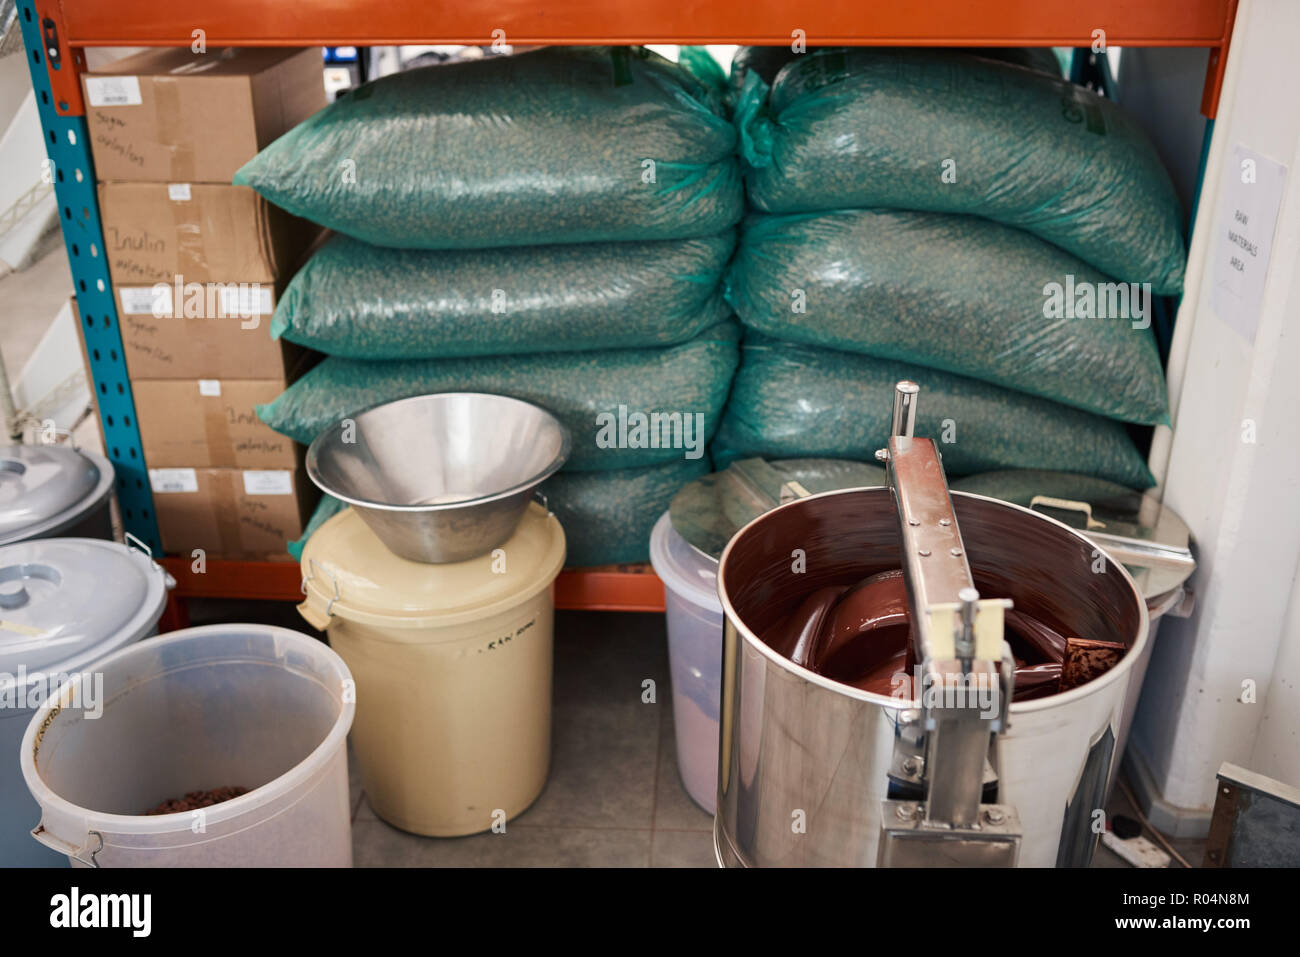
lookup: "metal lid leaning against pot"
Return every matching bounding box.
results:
[950,469,1195,601]
[669,457,888,560]
[299,502,566,631]
[0,537,171,686]
[0,445,110,542]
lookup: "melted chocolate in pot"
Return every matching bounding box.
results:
[759,568,1120,700]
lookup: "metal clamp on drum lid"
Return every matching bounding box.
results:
[298,558,342,630]
[875,381,1022,867]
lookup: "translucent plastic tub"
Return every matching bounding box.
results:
[649,511,724,813]
[1,537,171,867]
[21,625,355,867]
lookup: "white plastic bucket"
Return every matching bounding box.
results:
[649,511,724,813]
[21,625,355,867]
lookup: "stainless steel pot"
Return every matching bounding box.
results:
[715,486,1148,868]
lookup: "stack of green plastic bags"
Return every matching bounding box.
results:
[236,47,745,565]
[713,47,1187,489]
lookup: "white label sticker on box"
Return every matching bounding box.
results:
[168,183,192,201]
[243,471,293,496]
[120,285,171,316]
[198,379,222,397]
[218,285,273,317]
[149,468,199,494]
[85,76,143,107]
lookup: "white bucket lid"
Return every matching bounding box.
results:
[649,511,721,612]
[0,446,114,546]
[0,538,170,692]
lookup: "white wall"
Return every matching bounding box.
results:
[1254,565,1300,771]
[0,90,57,272]
[0,51,33,130]
[1131,0,1300,823]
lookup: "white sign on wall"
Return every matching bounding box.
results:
[1213,145,1287,344]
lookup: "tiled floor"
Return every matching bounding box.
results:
[346,610,716,868]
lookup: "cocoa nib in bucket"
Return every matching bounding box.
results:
[146,786,249,815]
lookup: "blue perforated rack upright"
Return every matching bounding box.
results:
[16,1,161,551]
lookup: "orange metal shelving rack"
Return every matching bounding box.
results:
[35,1,1242,116]
[21,0,1238,620]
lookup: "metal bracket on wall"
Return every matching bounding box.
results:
[32,1,86,115]
[1200,0,1238,118]
[17,0,162,551]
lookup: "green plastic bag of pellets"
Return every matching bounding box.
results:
[677,46,730,101]
[542,458,712,566]
[712,332,1155,488]
[726,210,1169,424]
[258,322,740,471]
[235,47,743,249]
[289,494,346,562]
[951,469,1140,507]
[736,48,1186,294]
[272,232,735,360]
[728,45,1062,100]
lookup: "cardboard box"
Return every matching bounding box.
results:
[83,47,325,183]
[116,280,306,380]
[149,466,315,561]
[134,379,299,469]
[100,183,318,285]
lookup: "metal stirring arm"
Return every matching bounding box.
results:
[875,381,1023,866]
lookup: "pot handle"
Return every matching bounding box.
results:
[31,825,102,867]
[532,489,551,514]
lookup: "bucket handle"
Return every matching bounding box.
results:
[1029,495,1106,530]
[125,531,154,560]
[31,825,102,868]
[36,424,78,450]
[779,480,811,503]
[125,531,175,588]
[532,489,551,515]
